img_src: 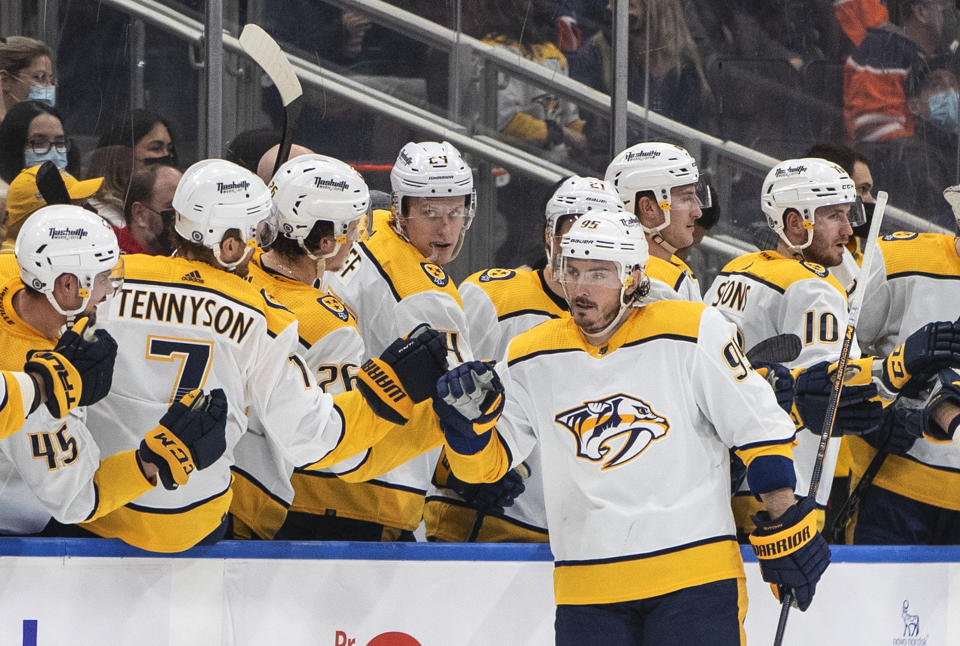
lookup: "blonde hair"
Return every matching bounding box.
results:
[0,36,52,76]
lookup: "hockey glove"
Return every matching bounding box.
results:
[357,323,449,424]
[922,368,960,443]
[434,361,504,455]
[447,467,527,514]
[24,318,118,418]
[750,496,830,612]
[752,361,794,414]
[791,360,883,436]
[862,401,924,456]
[880,321,960,395]
[139,389,228,490]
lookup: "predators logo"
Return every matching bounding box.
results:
[318,294,350,322]
[478,268,516,282]
[421,262,449,287]
[555,394,669,470]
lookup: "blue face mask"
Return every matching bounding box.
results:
[27,84,55,107]
[24,147,68,170]
[927,89,959,133]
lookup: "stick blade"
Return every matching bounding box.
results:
[746,333,802,364]
[239,24,302,107]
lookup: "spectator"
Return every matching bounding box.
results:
[0,36,55,124]
[835,0,890,48]
[117,165,182,255]
[84,145,135,229]
[2,164,102,252]
[844,0,950,144]
[0,100,77,215]
[95,109,178,170]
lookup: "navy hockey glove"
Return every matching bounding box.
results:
[881,321,960,395]
[24,317,118,418]
[750,496,830,612]
[752,361,794,414]
[447,467,527,514]
[434,361,504,455]
[862,403,924,456]
[140,389,228,490]
[791,360,883,435]
[357,323,449,424]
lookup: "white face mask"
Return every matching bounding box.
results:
[24,147,67,170]
[27,83,56,107]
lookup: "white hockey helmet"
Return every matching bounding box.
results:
[16,204,122,317]
[604,142,709,253]
[269,154,370,259]
[560,209,650,290]
[761,158,862,251]
[545,176,624,235]
[173,159,277,270]
[390,141,476,230]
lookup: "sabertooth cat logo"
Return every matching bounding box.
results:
[555,394,669,470]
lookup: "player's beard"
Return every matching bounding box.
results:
[571,296,621,336]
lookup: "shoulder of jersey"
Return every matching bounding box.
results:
[247,263,356,341]
[877,232,959,278]
[645,255,688,291]
[360,226,462,303]
[0,254,18,278]
[123,254,291,329]
[718,250,844,293]
[463,267,564,316]
[507,300,706,363]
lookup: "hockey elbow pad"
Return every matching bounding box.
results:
[750,496,830,612]
[140,389,228,490]
[357,323,449,424]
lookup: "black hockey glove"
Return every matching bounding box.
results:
[881,321,960,395]
[863,402,924,456]
[752,361,794,414]
[750,496,830,612]
[24,317,118,418]
[357,323,449,424]
[447,467,527,514]
[434,361,504,455]
[140,389,228,490]
[791,360,883,435]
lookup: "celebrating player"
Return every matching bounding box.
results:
[434,211,829,644]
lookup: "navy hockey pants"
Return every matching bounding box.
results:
[554,578,746,646]
[854,485,960,544]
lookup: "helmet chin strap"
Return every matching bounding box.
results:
[214,243,254,273]
[642,207,678,255]
[562,281,637,344]
[650,231,678,255]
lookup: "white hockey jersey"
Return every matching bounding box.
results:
[425,267,568,542]
[704,250,857,522]
[0,274,154,534]
[853,232,960,510]
[445,301,796,605]
[83,254,429,551]
[325,214,474,532]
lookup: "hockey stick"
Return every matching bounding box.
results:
[772,191,888,646]
[747,333,802,365]
[238,24,303,178]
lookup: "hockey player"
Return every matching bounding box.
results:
[229,153,374,540]
[604,141,709,301]
[325,141,478,540]
[425,175,623,542]
[76,159,448,552]
[0,205,228,535]
[433,211,829,644]
[703,158,896,534]
[847,184,960,543]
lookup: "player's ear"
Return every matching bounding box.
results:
[318,235,338,257]
[783,209,805,237]
[624,268,642,296]
[635,195,661,227]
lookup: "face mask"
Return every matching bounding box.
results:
[927,89,959,133]
[24,147,67,170]
[27,84,55,107]
[142,155,176,168]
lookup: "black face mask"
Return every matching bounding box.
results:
[158,208,176,255]
[852,201,874,239]
[143,154,177,168]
